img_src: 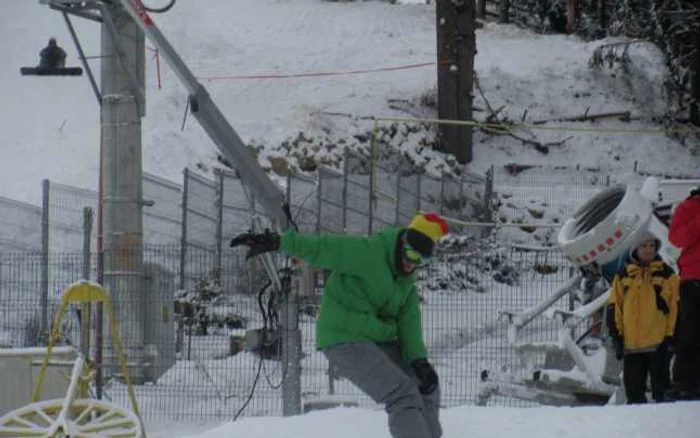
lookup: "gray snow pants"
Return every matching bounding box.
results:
[322,341,442,438]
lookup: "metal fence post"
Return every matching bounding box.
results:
[179,168,189,291]
[286,173,292,219]
[82,207,93,359]
[458,172,466,219]
[342,148,349,232]
[368,152,374,234]
[482,165,495,238]
[439,173,446,216]
[214,170,224,281]
[40,179,50,344]
[176,168,189,355]
[395,163,403,226]
[316,168,322,233]
[416,172,422,215]
[280,272,302,416]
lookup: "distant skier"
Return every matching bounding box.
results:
[606,232,679,404]
[231,212,447,438]
[666,186,700,401]
[39,38,67,69]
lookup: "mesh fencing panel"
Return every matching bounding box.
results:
[372,160,399,231]
[287,173,317,232]
[396,158,421,226]
[493,165,611,220]
[46,181,97,253]
[345,150,371,235]
[0,197,42,252]
[0,244,579,420]
[420,173,442,215]
[317,166,345,233]
[143,173,182,245]
[184,170,217,250]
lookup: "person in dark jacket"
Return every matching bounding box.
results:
[39,38,67,69]
[231,212,448,438]
[666,186,700,401]
[606,233,679,403]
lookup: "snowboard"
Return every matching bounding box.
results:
[20,66,83,76]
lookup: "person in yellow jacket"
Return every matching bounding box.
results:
[606,232,679,404]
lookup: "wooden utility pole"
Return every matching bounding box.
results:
[566,0,580,33]
[691,29,700,126]
[436,0,476,164]
[476,0,486,19]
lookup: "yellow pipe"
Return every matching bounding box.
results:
[28,281,147,437]
[372,115,700,135]
[30,303,68,403]
[106,300,146,437]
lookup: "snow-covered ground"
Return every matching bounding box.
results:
[144,401,700,438]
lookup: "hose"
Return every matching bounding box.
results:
[140,0,176,13]
[572,185,626,235]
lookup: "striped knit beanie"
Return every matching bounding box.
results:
[405,212,449,258]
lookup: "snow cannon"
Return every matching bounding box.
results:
[478,177,681,407]
[557,177,675,282]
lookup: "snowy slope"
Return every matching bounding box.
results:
[1,0,698,207]
[146,401,700,438]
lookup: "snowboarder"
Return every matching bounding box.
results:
[39,38,67,69]
[606,232,679,403]
[666,186,700,401]
[230,212,448,438]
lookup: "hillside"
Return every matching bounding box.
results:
[1,0,698,211]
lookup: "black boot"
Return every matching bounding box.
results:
[665,384,696,401]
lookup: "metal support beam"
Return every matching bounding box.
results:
[115,0,288,228]
[51,4,103,22]
[62,12,101,105]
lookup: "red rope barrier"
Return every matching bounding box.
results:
[198,61,439,82]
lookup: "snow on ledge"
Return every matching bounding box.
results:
[0,346,74,358]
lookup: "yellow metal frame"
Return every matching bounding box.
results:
[30,281,144,430]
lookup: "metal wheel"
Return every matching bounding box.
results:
[0,398,143,437]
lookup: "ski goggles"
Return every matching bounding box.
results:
[403,242,432,265]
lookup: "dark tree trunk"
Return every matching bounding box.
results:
[690,28,700,126]
[499,0,510,23]
[476,0,486,19]
[436,0,476,164]
[566,0,580,34]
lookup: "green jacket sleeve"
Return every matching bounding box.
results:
[279,230,378,276]
[397,285,427,362]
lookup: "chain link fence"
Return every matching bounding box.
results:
[0,241,577,421]
[3,152,694,422]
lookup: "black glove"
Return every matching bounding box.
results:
[658,336,674,356]
[411,358,438,395]
[230,229,280,260]
[611,335,624,361]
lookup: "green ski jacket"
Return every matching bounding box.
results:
[279,227,427,362]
